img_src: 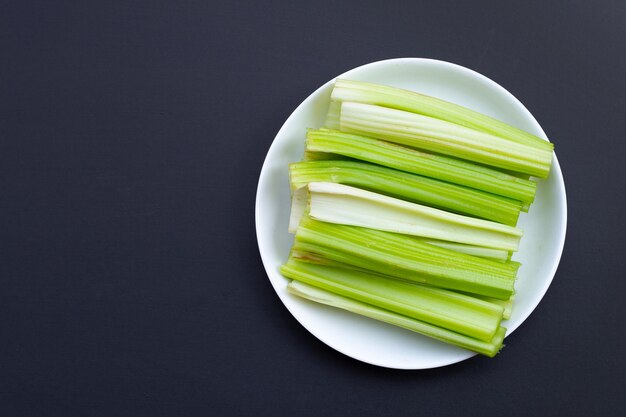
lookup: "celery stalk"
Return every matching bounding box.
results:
[306,129,537,204]
[287,280,506,357]
[294,216,517,299]
[289,160,522,225]
[331,79,553,152]
[290,246,519,280]
[307,182,522,251]
[290,247,515,321]
[339,102,553,178]
[292,233,517,267]
[281,259,503,341]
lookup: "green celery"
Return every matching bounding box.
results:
[281,259,504,341]
[290,246,520,279]
[331,79,553,152]
[339,102,553,178]
[294,216,517,299]
[289,160,522,225]
[306,129,537,204]
[290,247,516,321]
[287,280,506,357]
[307,182,522,251]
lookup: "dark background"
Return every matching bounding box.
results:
[2,0,625,415]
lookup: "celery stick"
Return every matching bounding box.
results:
[295,230,518,266]
[294,216,517,299]
[289,160,522,225]
[306,129,537,204]
[287,281,506,357]
[307,182,522,251]
[281,259,503,341]
[291,246,519,281]
[331,79,553,152]
[339,102,553,178]
[290,248,515,321]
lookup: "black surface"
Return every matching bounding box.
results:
[2,1,625,415]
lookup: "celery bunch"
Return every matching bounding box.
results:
[279,79,554,357]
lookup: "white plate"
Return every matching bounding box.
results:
[255,58,567,369]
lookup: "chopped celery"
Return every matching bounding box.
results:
[339,102,553,178]
[307,182,522,251]
[306,129,537,204]
[287,280,506,357]
[289,160,522,225]
[331,79,553,152]
[281,259,504,341]
[294,216,517,299]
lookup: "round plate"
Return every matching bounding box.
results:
[255,58,567,369]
